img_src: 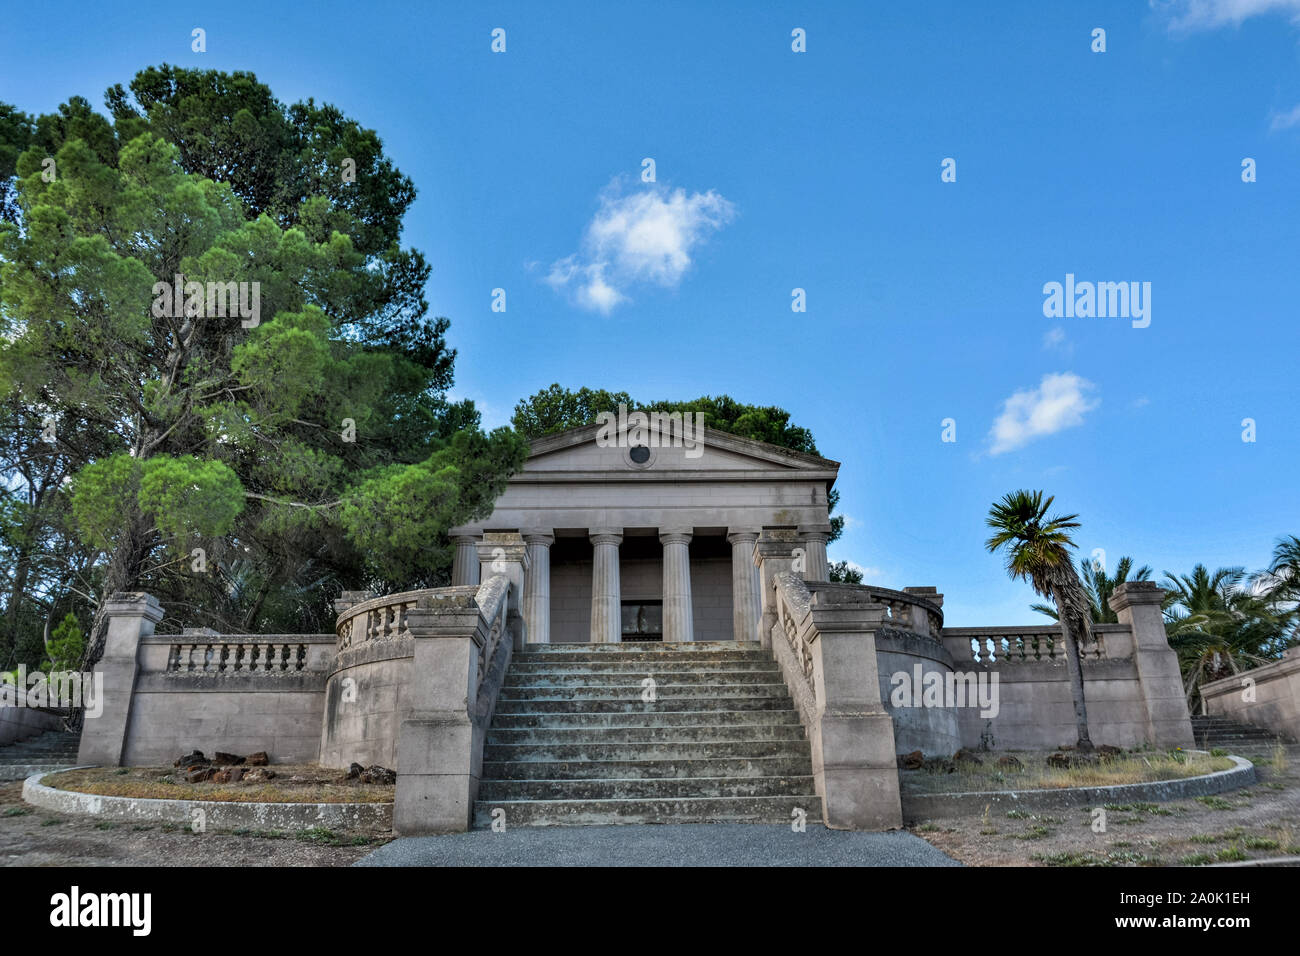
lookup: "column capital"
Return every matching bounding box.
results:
[726,529,760,545]
[450,533,479,545]
[799,527,832,543]
[523,531,555,547]
[590,528,623,546]
[659,529,693,545]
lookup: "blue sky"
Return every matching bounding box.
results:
[3,0,1298,625]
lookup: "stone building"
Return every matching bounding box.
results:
[75,418,1197,834]
[446,420,838,646]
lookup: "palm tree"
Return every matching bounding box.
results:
[1254,535,1300,641]
[1163,563,1290,713]
[986,490,1094,751]
[1031,555,1152,624]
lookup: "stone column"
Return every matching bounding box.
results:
[660,529,695,643]
[451,535,480,586]
[1109,582,1195,748]
[523,532,554,645]
[77,592,164,767]
[799,525,831,582]
[589,529,623,643]
[754,529,801,650]
[476,533,530,649]
[728,530,762,643]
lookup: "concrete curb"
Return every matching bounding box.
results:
[902,752,1256,821]
[22,768,392,831]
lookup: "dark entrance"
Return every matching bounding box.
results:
[620,600,663,642]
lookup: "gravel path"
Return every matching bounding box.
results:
[356,823,962,866]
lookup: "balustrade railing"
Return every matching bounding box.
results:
[164,635,333,674]
[941,624,1131,664]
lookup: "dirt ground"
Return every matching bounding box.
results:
[0,780,391,866]
[910,744,1300,866]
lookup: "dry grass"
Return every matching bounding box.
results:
[903,750,1235,795]
[44,766,393,804]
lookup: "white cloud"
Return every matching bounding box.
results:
[1154,0,1300,31]
[1270,103,1300,131]
[546,181,735,313]
[988,372,1100,455]
[1042,327,1072,354]
[843,560,884,581]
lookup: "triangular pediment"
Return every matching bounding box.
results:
[522,422,839,477]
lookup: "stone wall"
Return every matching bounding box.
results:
[1202,647,1300,741]
[0,705,63,746]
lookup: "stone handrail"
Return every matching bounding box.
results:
[334,588,432,650]
[158,632,335,675]
[787,581,944,638]
[940,623,1133,664]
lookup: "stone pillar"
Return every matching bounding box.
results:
[902,586,944,638]
[394,591,491,835]
[451,535,480,587]
[1108,582,1195,748]
[727,530,762,643]
[589,529,623,643]
[77,592,164,767]
[476,533,530,650]
[660,529,695,643]
[754,529,800,650]
[798,525,831,582]
[805,591,903,830]
[523,532,554,645]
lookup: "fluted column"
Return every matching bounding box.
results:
[589,529,623,643]
[727,530,762,643]
[523,532,554,645]
[660,529,695,643]
[451,535,480,586]
[799,526,831,582]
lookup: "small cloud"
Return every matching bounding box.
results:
[1154,0,1300,32]
[1132,396,1151,408]
[1042,326,1072,354]
[840,514,863,531]
[1270,103,1300,131]
[545,179,736,314]
[988,372,1100,455]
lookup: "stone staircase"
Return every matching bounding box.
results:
[0,727,81,782]
[473,641,821,827]
[1191,715,1290,750]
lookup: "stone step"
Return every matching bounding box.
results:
[486,723,808,746]
[494,696,795,714]
[489,709,804,730]
[481,755,813,780]
[471,794,821,827]
[503,670,782,688]
[519,641,761,653]
[484,739,808,763]
[511,650,767,665]
[497,683,792,702]
[477,774,816,801]
[508,659,780,675]
[0,763,76,782]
